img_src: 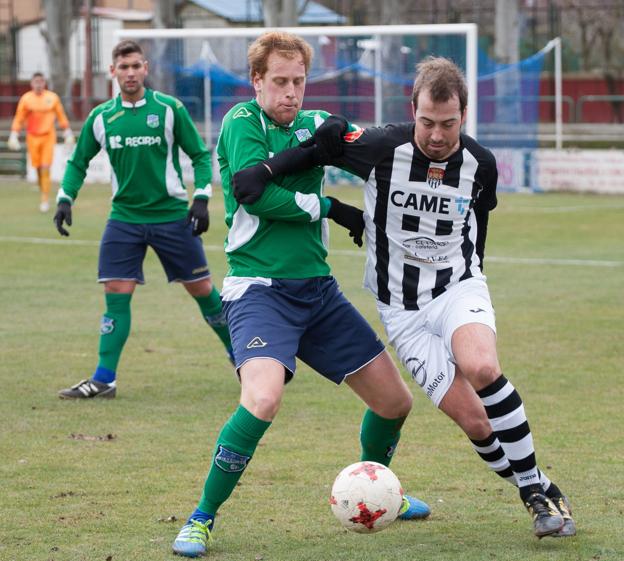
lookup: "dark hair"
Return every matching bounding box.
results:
[112,40,144,62]
[412,56,468,113]
[31,72,44,79]
[247,31,313,80]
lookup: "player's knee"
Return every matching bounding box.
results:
[184,278,213,297]
[247,392,282,421]
[375,390,412,419]
[464,362,500,391]
[460,415,492,441]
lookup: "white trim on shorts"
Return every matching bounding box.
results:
[377,277,496,407]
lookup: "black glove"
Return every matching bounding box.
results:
[53,201,72,236]
[301,114,348,165]
[186,198,209,236]
[232,163,272,205]
[326,196,364,247]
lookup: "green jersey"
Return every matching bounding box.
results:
[58,89,212,224]
[218,99,338,278]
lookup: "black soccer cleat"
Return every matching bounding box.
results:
[524,492,565,538]
[549,494,576,537]
[58,379,116,399]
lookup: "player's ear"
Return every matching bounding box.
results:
[143,60,149,77]
[460,106,467,126]
[252,72,262,94]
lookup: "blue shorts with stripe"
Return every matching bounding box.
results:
[98,219,210,284]
[222,276,385,384]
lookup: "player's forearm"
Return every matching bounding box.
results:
[241,186,331,222]
[58,160,87,202]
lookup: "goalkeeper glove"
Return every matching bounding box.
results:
[7,131,21,151]
[53,201,72,236]
[63,129,75,146]
[326,196,365,247]
[186,198,209,236]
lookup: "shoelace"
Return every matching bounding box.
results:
[180,519,213,545]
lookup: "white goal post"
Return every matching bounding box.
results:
[114,24,478,147]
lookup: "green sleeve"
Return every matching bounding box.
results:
[58,111,102,203]
[221,110,326,222]
[243,185,332,221]
[172,99,212,199]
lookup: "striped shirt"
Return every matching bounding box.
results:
[334,124,498,310]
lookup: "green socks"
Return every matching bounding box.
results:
[360,408,406,467]
[97,292,132,373]
[198,405,271,515]
[194,289,232,351]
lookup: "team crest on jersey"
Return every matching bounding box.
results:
[146,114,159,128]
[295,128,312,142]
[427,164,446,189]
[233,107,252,119]
[344,128,364,142]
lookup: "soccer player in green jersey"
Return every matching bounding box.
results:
[53,40,233,399]
[172,31,429,557]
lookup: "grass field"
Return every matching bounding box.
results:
[1,180,623,561]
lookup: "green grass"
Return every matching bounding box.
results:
[1,180,623,561]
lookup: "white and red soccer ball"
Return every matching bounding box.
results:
[329,461,403,533]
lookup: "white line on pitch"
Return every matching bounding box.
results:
[1,235,622,267]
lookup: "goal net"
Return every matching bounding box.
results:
[114,25,478,148]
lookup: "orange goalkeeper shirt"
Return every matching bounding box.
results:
[11,89,70,136]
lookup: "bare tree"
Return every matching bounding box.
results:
[263,0,310,27]
[40,0,76,100]
[150,0,179,94]
[561,0,624,122]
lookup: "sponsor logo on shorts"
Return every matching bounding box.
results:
[425,372,446,398]
[247,336,267,349]
[406,357,427,387]
[191,265,209,274]
[100,316,115,335]
[146,114,159,128]
[214,445,250,473]
[470,308,485,313]
[295,128,312,142]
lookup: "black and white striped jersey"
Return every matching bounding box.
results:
[333,123,498,310]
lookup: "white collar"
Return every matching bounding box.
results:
[121,98,147,108]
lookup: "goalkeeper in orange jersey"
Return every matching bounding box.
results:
[8,72,75,212]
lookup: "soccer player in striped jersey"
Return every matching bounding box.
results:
[233,56,575,539]
[53,40,233,399]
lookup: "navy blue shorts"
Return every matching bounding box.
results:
[98,219,210,284]
[223,277,385,384]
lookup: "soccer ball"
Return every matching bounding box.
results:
[329,461,403,533]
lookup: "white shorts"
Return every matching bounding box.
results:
[377,277,496,407]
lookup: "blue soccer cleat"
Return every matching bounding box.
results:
[398,494,431,520]
[172,519,213,557]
